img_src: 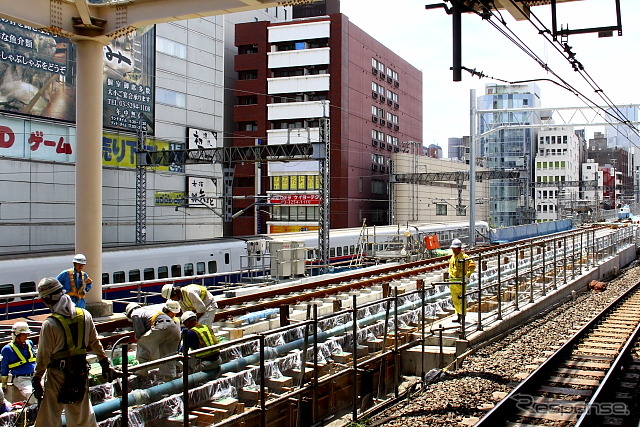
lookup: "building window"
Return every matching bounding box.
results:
[239,70,258,80]
[157,37,187,59]
[239,96,258,105]
[157,88,185,108]
[238,121,258,131]
[436,204,447,215]
[238,44,258,54]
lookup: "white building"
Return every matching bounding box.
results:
[534,127,581,221]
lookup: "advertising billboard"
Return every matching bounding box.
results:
[0,19,155,134]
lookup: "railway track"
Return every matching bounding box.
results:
[476,280,640,426]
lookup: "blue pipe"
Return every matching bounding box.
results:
[237,308,280,324]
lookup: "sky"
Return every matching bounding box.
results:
[340,0,640,152]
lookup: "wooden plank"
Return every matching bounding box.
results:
[569,354,614,362]
[562,360,610,370]
[518,409,578,422]
[575,347,618,355]
[579,342,620,349]
[555,368,606,378]
[584,337,625,344]
[532,396,586,407]
[548,376,600,387]
[539,385,593,397]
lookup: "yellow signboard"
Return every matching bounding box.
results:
[103,132,184,171]
[155,192,186,206]
[269,225,319,233]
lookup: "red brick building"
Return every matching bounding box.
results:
[232,14,422,235]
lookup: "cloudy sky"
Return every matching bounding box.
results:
[340,0,639,151]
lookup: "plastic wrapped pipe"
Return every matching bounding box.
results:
[236,308,280,324]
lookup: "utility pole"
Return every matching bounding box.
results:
[469,89,477,247]
[136,129,148,244]
[318,114,331,272]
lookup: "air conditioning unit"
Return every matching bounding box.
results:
[387,144,393,151]
[394,103,399,109]
[394,125,399,131]
[394,147,399,153]
[380,166,386,173]
[372,164,378,171]
[380,96,386,102]
[372,139,377,146]
[372,116,378,122]
[380,143,385,149]
[387,76,392,83]
[372,91,378,98]
[372,67,378,74]
[387,122,393,128]
[387,99,393,106]
[380,119,386,126]
[380,73,386,80]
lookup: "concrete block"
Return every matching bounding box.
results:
[239,386,260,402]
[221,327,244,340]
[289,367,313,383]
[401,345,456,375]
[266,376,293,390]
[367,338,384,353]
[209,397,239,411]
[86,300,113,318]
[332,352,352,364]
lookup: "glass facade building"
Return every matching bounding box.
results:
[477,83,541,227]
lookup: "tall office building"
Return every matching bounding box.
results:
[477,83,541,227]
[232,13,422,234]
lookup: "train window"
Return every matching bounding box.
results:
[208,261,217,274]
[20,282,35,300]
[158,266,169,279]
[336,247,342,256]
[129,270,141,282]
[184,263,194,276]
[224,253,230,264]
[343,246,349,255]
[113,271,125,284]
[330,247,335,257]
[350,245,355,254]
[196,262,205,275]
[0,285,14,302]
[171,265,181,277]
[102,273,110,285]
[143,268,155,280]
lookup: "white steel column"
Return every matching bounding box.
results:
[74,38,106,304]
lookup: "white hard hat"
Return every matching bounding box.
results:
[161,284,174,300]
[181,311,197,324]
[165,300,181,313]
[73,254,87,264]
[450,239,462,248]
[37,277,64,299]
[125,303,141,318]
[12,322,31,336]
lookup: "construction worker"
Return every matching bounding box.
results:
[1,321,36,403]
[180,311,221,373]
[162,284,217,327]
[125,301,181,380]
[447,239,476,323]
[56,254,92,308]
[33,277,117,427]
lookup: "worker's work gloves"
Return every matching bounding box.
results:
[0,376,7,390]
[99,358,118,382]
[31,377,44,400]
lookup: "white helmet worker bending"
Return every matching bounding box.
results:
[161,283,217,328]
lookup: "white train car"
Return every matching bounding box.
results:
[0,221,488,317]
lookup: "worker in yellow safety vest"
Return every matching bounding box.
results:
[125,301,181,381]
[447,239,476,323]
[162,284,217,327]
[1,321,36,403]
[180,311,221,374]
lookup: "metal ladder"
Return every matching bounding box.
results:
[349,220,368,268]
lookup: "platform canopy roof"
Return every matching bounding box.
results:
[0,0,308,40]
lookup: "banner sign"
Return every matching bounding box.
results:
[269,194,321,205]
[155,191,186,206]
[187,176,219,209]
[0,115,182,170]
[269,225,318,233]
[0,19,155,134]
[188,127,218,149]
